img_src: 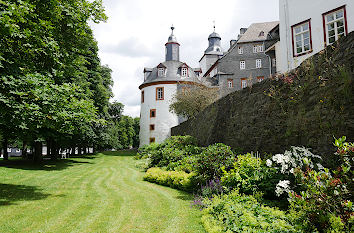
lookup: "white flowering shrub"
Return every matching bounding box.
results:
[266,146,322,174]
[275,180,291,196]
[266,146,323,196]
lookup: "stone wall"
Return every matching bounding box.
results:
[172,32,354,162]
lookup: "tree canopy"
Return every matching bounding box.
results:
[0,0,137,161]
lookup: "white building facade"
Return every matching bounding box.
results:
[278,0,353,72]
[139,27,201,147]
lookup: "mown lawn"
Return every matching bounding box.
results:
[0,151,205,233]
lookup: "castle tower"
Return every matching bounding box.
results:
[139,27,201,147]
[199,25,224,76]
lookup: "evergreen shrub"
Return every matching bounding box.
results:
[143,167,197,191]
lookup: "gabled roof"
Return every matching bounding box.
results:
[237,21,279,43]
[157,63,167,68]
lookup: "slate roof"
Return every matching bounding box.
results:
[237,21,279,43]
[141,60,201,86]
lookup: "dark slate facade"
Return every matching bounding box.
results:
[203,21,279,97]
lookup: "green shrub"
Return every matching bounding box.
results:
[221,153,283,199]
[137,136,201,169]
[143,167,197,192]
[221,153,263,194]
[201,190,298,233]
[195,143,235,182]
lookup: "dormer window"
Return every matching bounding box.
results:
[259,31,264,37]
[158,68,165,77]
[181,68,188,77]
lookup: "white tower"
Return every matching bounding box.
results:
[139,27,201,147]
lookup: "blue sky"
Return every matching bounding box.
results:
[91,0,279,117]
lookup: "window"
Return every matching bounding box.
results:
[240,61,245,70]
[7,148,11,153]
[257,76,264,82]
[181,67,187,77]
[141,91,144,103]
[16,148,21,153]
[238,46,243,54]
[256,59,262,68]
[253,44,263,53]
[158,68,165,77]
[149,138,155,144]
[150,109,156,118]
[156,87,164,100]
[150,124,155,131]
[259,31,264,37]
[323,6,347,45]
[227,79,233,88]
[241,78,247,89]
[292,20,312,56]
[272,58,276,67]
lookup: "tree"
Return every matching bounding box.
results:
[0,0,112,161]
[169,86,219,119]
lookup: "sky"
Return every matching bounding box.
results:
[90,0,279,118]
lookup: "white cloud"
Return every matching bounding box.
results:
[91,0,279,117]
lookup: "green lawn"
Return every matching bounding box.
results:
[0,151,205,233]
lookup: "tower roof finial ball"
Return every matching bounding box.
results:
[171,25,175,33]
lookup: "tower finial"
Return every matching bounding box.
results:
[171,24,175,34]
[213,20,216,32]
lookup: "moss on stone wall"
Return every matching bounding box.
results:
[172,32,354,165]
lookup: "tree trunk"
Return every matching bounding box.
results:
[50,140,57,160]
[21,141,28,159]
[78,146,82,156]
[33,141,43,162]
[2,138,8,160]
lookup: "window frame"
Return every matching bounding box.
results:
[141,90,144,103]
[241,78,247,89]
[322,5,348,46]
[240,61,245,70]
[181,67,188,77]
[227,79,233,88]
[253,44,263,53]
[238,46,243,54]
[256,59,262,68]
[291,19,313,57]
[156,87,164,100]
[158,67,165,77]
[257,76,265,82]
[149,137,155,144]
[150,109,156,118]
[149,124,155,131]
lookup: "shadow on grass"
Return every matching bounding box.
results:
[100,149,137,157]
[176,192,194,201]
[0,183,50,206]
[0,158,93,171]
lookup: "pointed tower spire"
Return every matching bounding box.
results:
[165,25,180,61]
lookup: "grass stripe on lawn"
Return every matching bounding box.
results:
[0,151,205,233]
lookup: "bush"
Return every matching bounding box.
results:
[287,137,354,233]
[221,153,263,194]
[136,136,201,169]
[195,143,235,182]
[201,190,298,233]
[221,153,285,200]
[143,167,197,192]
